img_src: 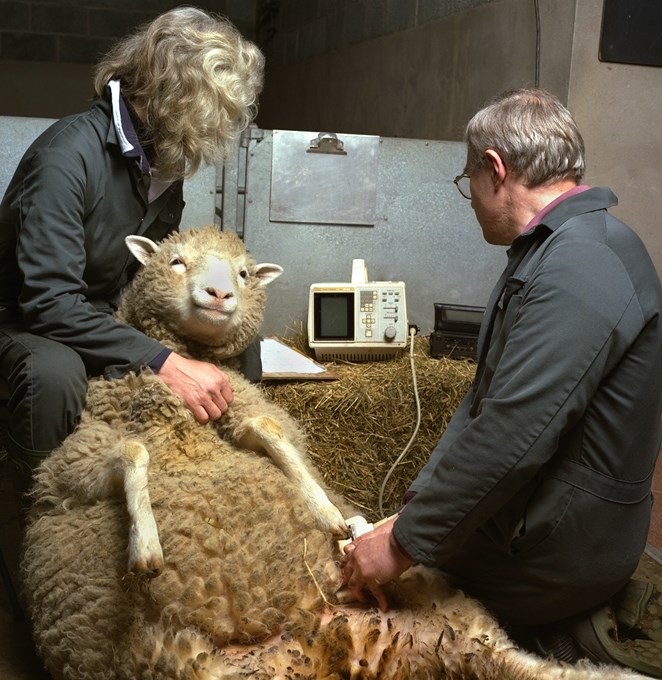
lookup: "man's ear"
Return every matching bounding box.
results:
[484,149,507,187]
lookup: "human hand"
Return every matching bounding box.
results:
[341,515,413,611]
[157,352,234,423]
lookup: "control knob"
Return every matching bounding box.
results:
[383,325,397,342]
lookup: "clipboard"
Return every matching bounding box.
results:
[260,337,336,381]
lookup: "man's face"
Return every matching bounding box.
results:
[467,162,517,246]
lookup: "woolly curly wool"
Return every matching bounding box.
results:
[26,437,341,675]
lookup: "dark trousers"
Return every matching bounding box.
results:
[0,322,88,490]
[440,525,633,627]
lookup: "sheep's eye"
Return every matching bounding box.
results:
[169,256,186,271]
[239,268,249,279]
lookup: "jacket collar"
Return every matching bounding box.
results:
[536,186,618,233]
[107,80,151,176]
[510,186,618,252]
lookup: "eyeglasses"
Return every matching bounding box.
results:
[453,173,471,200]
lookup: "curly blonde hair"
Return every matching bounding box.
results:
[94,6,264,181]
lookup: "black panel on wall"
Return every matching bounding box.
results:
[599,0,662,67]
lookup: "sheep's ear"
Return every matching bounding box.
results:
[125,235,160,265]
[253,263,283,287]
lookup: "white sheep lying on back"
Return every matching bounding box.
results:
[22,227,647,680]
[28,226,346,577]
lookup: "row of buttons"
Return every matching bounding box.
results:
[361,315,399,325]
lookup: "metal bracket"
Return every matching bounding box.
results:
[241,123,265,146]
[306,132,347,155]
[216,126,270,236]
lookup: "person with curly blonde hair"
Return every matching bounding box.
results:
[0,7,265,491]
[94,6,263,180]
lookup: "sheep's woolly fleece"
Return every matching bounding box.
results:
[21,227,647,679]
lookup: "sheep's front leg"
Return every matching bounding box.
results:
[121,439,164,577]
[237,416,347,535]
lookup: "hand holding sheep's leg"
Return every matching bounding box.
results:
[341,515,414,611]
[237,415,348,535]
[121,439,164,576]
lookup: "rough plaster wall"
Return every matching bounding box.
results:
[568,0,662,278]
[535,0,576,99]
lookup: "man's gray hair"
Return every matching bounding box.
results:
[465,88,585,187]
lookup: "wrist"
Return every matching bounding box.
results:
[149,347,173,373]
[389,531,415,568]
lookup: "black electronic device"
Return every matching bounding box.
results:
[429,303,484,360]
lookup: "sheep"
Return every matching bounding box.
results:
[28,226,347,576]
[21,226,647,680]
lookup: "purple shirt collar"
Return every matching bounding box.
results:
[523,184,591,234]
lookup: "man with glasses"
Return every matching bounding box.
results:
[342,88,662,675]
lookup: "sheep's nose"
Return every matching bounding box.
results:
[205,287,234,300]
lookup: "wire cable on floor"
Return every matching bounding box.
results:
[378,325,421,517]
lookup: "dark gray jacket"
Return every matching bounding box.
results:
[0,94,184,378]
[395,187,662,585]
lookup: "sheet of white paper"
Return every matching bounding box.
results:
[261,338,325,374]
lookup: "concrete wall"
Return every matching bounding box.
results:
[258,0,576,138]
[567,1,662,271]
[0,1,256,62]
[0,60,94,118]
[0,0,256,118]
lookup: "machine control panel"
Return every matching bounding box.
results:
[308,281,408,361]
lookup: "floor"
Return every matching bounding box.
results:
[649,456,662,554]
[2,424,662,679]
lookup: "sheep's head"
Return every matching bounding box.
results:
[119,226,282,356]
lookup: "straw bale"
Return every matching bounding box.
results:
[263,335,476,520]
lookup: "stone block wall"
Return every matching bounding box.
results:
[0,0,257,65]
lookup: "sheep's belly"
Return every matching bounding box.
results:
[218,602,453,679]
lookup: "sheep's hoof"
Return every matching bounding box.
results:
[129,555,164,578]
[317,503,349,536]
[129,522,164,577]
[128,536,165,577]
